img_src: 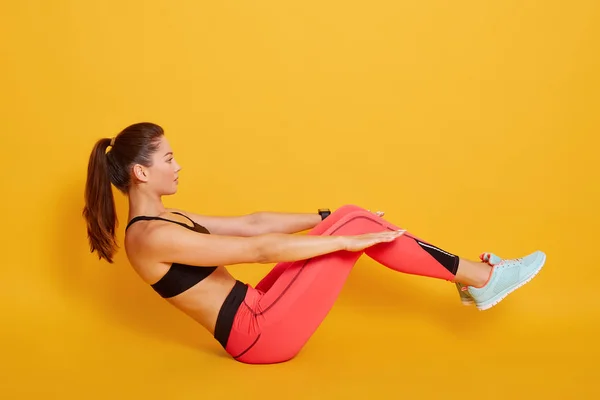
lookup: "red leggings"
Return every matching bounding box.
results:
[221,204,459,364]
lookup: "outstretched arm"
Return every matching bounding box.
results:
[252,211,322,234]
[166,208,261,236]
[166,208,321,236]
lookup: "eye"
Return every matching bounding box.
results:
[167,158,173,163]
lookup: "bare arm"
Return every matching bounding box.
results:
[166,208,323,236]
[254,233,346,262]
[166,207,261,236]
[252,211,322,234]
[145,221,403,267]
[145,223,345,266]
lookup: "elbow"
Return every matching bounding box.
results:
[248,212,266,235]
[255,252,269,264]
[252,233,275,264]
[255,240,270,264]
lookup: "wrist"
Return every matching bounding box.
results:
[336,235,349,251]
[318,208,331,221]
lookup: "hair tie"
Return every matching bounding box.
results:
[110,137,116,147]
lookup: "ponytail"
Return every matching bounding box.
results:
[83,137,118,263]
[82,122,165,263]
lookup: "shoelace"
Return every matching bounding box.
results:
[461,254,515,292]
[497,257,522,266]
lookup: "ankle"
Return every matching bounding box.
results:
[455,259,493,288]
[472,264,493,288]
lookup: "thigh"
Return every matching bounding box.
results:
[234,209,388,363]
[233,250,362,364]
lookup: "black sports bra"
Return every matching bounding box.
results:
[125,211,218,298]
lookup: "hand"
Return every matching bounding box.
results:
[342,230,406,252]
[367,209,385,217]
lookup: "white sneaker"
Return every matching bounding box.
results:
[456,252,503,306]
[467,251,546,311]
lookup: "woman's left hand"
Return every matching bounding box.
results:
[367,209,385,217]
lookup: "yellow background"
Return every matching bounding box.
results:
[1,0,599,398]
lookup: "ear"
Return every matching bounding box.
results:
[132,164,149,183]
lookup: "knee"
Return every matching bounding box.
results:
[333,204,365,215]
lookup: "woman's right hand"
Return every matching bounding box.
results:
[342,230,406,252]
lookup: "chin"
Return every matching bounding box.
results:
[161,187,178,196]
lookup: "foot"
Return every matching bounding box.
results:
[466,251,546,311]
[456,253,502,305]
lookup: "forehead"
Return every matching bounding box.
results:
[156,136,173,155]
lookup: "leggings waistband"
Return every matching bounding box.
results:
[214,280,248,349]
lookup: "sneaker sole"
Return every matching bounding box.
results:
[475,252,546,311]
[461,298,475,306]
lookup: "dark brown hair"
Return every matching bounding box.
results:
[83,122,164,263]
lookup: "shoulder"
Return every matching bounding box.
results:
[124,215,182,258]
[123,218,176,282]
[124,215,205,270]
[126,215,182,245]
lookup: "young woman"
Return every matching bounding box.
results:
[83,122,546,364]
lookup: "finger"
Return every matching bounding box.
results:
[383,232,404,242]
[384,230,406,240]
[382,230,400,237]
[382,230,404,235]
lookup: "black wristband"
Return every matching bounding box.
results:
[318,208,331,220]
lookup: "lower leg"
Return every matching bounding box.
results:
[326,208,493,285]
[333,209,545,311]
[257,204,493,290]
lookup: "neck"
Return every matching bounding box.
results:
[127,186,167,220]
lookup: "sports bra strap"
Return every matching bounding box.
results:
[170,211,196,225]
[125,214,195,231]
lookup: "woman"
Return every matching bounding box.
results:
[83,122,546,364]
